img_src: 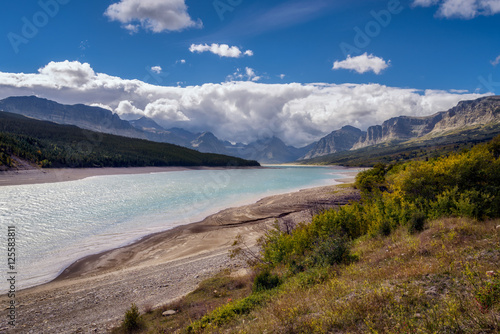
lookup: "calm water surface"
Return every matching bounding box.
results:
[0,166,358,291]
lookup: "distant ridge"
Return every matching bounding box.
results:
[301,126,365,160]
[0,96,310,163]
[1,95,499,164]
[0,96,144,138]
[352,96,500,149]
[301,96,500,160]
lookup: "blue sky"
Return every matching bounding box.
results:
[0,0,499,146]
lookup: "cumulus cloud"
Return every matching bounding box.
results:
[333,53,390,75]
[228,68,261,82]
[0,61,488,147]
[189,44,253,58]
[144,98,190,121]
[104,0,202,33]
[151,66,162,74]
[491,55,500,66]
[115,100,144,119]
[412,0,500,19]
[89,103,113,111]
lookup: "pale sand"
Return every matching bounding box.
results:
[0,172,360,333]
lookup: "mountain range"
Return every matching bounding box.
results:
[0,95,499,164]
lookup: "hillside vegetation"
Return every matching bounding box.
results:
[116,136,500,333]
[0,111,259,169]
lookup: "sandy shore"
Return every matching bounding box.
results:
[0,166,263,187]
[0,181,360,333]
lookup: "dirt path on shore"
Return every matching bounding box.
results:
[0,184,359,333]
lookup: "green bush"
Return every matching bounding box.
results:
[308,235,353,267]
[355,163,389,194]
[253,270,281,292]
[408,211,426,234]
[476,275,500,312]
[122,303,143,332]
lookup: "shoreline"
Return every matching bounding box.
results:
[0,181,360,333]
[0,165,359,292]
[53,173,359,283]
[0,165,263,187]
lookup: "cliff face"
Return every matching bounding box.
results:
[352,113,443,149]
[302,126,365,160]
[430,96,500,133]
[352,96,500,149]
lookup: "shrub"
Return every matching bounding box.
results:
[355,163,388,194]
[475,274,500,312]
[253,270,281,292]
[122,303,143,332]
[408,211,426,233]
[308,235,353,267]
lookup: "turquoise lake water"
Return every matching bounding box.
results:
[0,166,359,291]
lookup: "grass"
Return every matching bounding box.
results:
[111,270,255,334]
[112,217,500,333]
[202,218,500,333]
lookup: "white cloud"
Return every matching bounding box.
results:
[0,61,488,147]
[412,0,500,19]
[90,103,113,111]
[333,53,390,75]
[189,44,253,58]
[115,100,143,119]
[279,74,286,79]
[151,66,162,74]
[491,54,500,66]
[227,68,262,82]
[104,0,202,33]
[144,98,190,121]
[177,59,186,64]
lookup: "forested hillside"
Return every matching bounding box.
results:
[0,111,259,169]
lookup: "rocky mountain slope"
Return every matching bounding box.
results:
[0,96,144,138]
[301,96,500,159]
[2,95,499,164]
[301,126,365,160]
[0,96,311,163]
[351,96,500,149]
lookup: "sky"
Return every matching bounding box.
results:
[0,0,499,147]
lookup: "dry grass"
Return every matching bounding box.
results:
[112,217,500,333]
[111,270,254,333]
[204,218,500,333]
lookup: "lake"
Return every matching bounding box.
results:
[0,166,358,292]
